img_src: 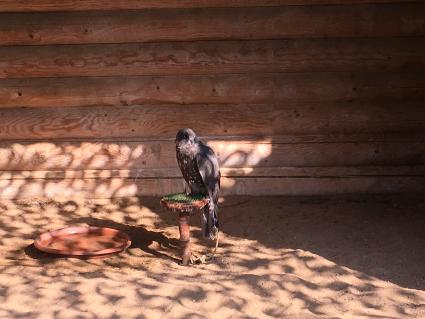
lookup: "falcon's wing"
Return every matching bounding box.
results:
[196,142,220,203]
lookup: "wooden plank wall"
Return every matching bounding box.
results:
[0,1,424,198]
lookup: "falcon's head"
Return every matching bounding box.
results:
[175,128,200,153]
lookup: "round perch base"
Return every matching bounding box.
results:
[160,193,209,265]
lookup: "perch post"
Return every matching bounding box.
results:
[178,213,191,265]
[160,194,209,265]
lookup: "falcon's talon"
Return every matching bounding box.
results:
[189,254,197,265]
[188,251,217,265]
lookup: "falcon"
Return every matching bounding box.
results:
[175,128,220,239]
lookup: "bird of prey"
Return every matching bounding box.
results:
[175,128,220,239]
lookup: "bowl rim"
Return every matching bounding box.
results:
[34,225,131,256]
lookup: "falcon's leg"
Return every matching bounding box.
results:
[187,182,204,196]
[183,180,191,195]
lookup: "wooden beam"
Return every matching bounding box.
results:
[0,175,424,199]
[0,1,410,12]
[0,139,424,171]
[1,38,424,78]
[1,73,424,108]
[2,166,425,180]
[224,176,425,196]
[0,102,424,140]
[0,4,424,45]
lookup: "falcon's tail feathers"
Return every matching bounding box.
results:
[202,202,219,240]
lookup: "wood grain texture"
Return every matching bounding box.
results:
[0,139,424,171]
[0,4,424,45]
[0,0,410,12]
[1,38,424,78]
[1,73,424,108]
[0,102,425,140]
[2,165,425,181]
[1,102,424,140]
[223,176,425,196]
[0,2,424,197]
[1,175,424,199]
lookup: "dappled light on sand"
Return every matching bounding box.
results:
[0,195,424,318]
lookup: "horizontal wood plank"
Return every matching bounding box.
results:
[0,102,424,140]
[2,165,425,180]
[224,176,425,196]
[0,4,424,45]
[1,73,424,108]
[222,166,425,178]
[1,175,424,199]
[0,139,424,171]
[0,1,409,12]
[1,38,424,78]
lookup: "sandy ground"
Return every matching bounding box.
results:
[0,195,424,319]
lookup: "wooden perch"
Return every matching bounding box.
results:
[160,193,209,215]
[160,193,209,265]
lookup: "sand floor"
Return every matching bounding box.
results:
[0,195,424,318]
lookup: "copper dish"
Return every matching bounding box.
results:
[34,226,131,256]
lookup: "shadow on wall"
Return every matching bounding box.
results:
[0,138,275,198]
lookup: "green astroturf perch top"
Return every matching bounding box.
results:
[162,193,207,203]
